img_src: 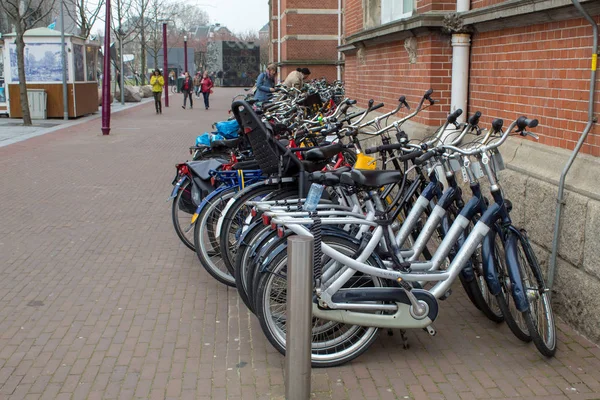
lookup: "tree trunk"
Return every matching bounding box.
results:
[15,27,32,126]
[140,14,146,85]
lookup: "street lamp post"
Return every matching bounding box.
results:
[162,22,169,107]
[183,35,188,74]
[59,0,68,120]
[119,27,125,105]
[101,0,111,135]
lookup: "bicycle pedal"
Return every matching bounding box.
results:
[438,289,452,301]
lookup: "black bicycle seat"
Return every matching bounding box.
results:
[304,143,343,162]
[231,159,260,169]
[350,169,402,188]
[211,138,241,149]
[309,167,350,184]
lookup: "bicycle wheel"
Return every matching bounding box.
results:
[459,220,504,323]
[254,234,384,367]
[219,185,297,276]
[194,187,237,286]
[171,179,196,251]
[235,223,273,313]
[494,228,531,342]
[515,231,556,356]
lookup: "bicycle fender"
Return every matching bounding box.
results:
[504,232,529,312]
[169,175,187,200]
[481,228,502,296]
[237,220,264,247]
[215,180,272,235]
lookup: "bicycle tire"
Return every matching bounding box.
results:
[254,234,384,367]
[171,179,196,251]
[515,232,556,356]
[194,187,238,286]
[219,185,298,276]
[234,222,270,312]
[494,228,531,342]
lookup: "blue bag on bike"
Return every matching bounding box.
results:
[214,119,239,139]
[196,133,225,147]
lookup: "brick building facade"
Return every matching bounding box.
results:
[268,0,342,82]
[341,0,600,341]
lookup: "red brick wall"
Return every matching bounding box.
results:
[283,39,339,61]
[282,14,339,36]
[345,34,453,126]
[470,17,600,156]
[417,0,456,13]
[345,0,363,36]
[470,0,507,10]
[286,0,339,8]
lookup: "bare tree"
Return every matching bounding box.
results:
[236,29,259,42]
[131,0,150,84]
[64,0,105,38]
[0,0,57,125]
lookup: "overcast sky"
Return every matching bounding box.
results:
[200,0,269,34]
[93,0,268,35]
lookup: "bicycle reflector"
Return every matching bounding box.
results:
[262,214,271,226]
[270,221,277,230]
[277,227,285,238]
[251,207,257,217]
[178,164,190,176]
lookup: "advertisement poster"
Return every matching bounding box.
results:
[73,44,85,81]
[9,43,69,83]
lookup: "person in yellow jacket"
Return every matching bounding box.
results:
[150,70,165,114]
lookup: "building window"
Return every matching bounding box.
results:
[381,0,413,24]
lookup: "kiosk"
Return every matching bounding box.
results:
[1,27,100,119]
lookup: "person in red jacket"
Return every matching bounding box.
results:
[200,71,214,110]
[181,71,194,109]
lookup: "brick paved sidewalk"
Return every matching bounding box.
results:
[0,88,599,400]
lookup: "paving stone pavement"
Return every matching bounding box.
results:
[0,88,599,400]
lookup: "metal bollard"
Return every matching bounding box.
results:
[285,235,313,400]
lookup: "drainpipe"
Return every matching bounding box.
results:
[450,0,471,123]
[277,0,281,81]
[337,0,342,81]
[547,0,597,295]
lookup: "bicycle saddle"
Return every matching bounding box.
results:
[211,138,241,149]
[349,169,402,188]
[309,166,351,185]
[231,159,260,169]
[304,143,343,162]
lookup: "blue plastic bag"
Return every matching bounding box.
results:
[215,119,239,139]
[196,133,225,147]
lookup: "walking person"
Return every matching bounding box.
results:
[200,71,214,110]
[253,63,277,103]
[150,69,164,114]
[181,71,194,109]
[193,72,201,98]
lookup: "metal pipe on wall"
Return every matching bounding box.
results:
[548,0,597,294]
[277,0,281,80]
[337,0,342,81]
[450,0,471,124]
